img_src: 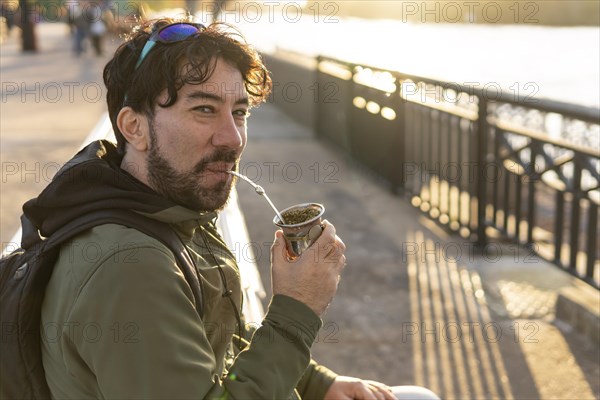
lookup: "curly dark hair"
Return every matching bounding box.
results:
[103,18,272,155]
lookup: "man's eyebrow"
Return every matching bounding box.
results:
[186,90,249,106]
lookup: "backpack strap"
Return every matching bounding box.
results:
[40,209,204,318]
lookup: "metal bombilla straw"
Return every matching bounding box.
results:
[227,171,287,225]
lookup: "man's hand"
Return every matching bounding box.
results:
[324,376,398,400]
[271,220,346,316]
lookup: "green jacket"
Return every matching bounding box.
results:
[24,141,337,399]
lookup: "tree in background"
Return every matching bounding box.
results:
[181,0,226,20]
[13,0,71,52]
[8,0,230,52]
[19,0,37,51]
[212,0,227,20]
[185,0,196,14]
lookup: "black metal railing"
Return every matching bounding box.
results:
[315,55,600,288]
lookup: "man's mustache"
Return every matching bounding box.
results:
[193,148,239,174]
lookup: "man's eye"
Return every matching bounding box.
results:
[194,106,214,113]
[234,110,250,117]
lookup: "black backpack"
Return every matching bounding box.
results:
[0,209,204,399]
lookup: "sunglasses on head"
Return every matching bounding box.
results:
[134,22,206,70]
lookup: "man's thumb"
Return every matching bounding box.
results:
[271,230,287,260]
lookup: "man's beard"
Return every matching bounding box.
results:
[146,122,239,212]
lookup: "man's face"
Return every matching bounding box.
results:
[146,58,249,212]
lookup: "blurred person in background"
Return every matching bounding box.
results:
[71,1,89,56]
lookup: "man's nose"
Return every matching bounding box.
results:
[212,113,244,149]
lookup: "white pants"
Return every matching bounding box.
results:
[391,386,440,400]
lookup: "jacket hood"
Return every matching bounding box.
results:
[22,140,215,245]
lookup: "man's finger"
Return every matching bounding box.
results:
[352,386,376,400]
[314,219,336,245]
[270,230,288,262]
[366,381,398,400]
[335,234,346,252]
[324,242,344,260]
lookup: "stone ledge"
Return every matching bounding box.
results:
[555,281,600,344]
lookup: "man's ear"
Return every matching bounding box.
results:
[116,107,149,151]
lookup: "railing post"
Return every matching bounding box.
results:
[393,73,406,192]
[569,158,583,272]
[314,55,323,138]
[345,63,356,156]
[586,202,598,282]
[476,96,489,248]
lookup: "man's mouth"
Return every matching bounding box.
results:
[204,162,236,175]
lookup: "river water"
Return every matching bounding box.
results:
[232,16,600,110]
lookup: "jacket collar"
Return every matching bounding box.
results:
[136,207,218,243]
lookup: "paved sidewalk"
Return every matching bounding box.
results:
[2,23,598,399]
[1,22,120,242]
[239,104,599,399]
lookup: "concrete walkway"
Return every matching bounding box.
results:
[1,22,120,242]
[240,104,599,400]
[1,23,598,399]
